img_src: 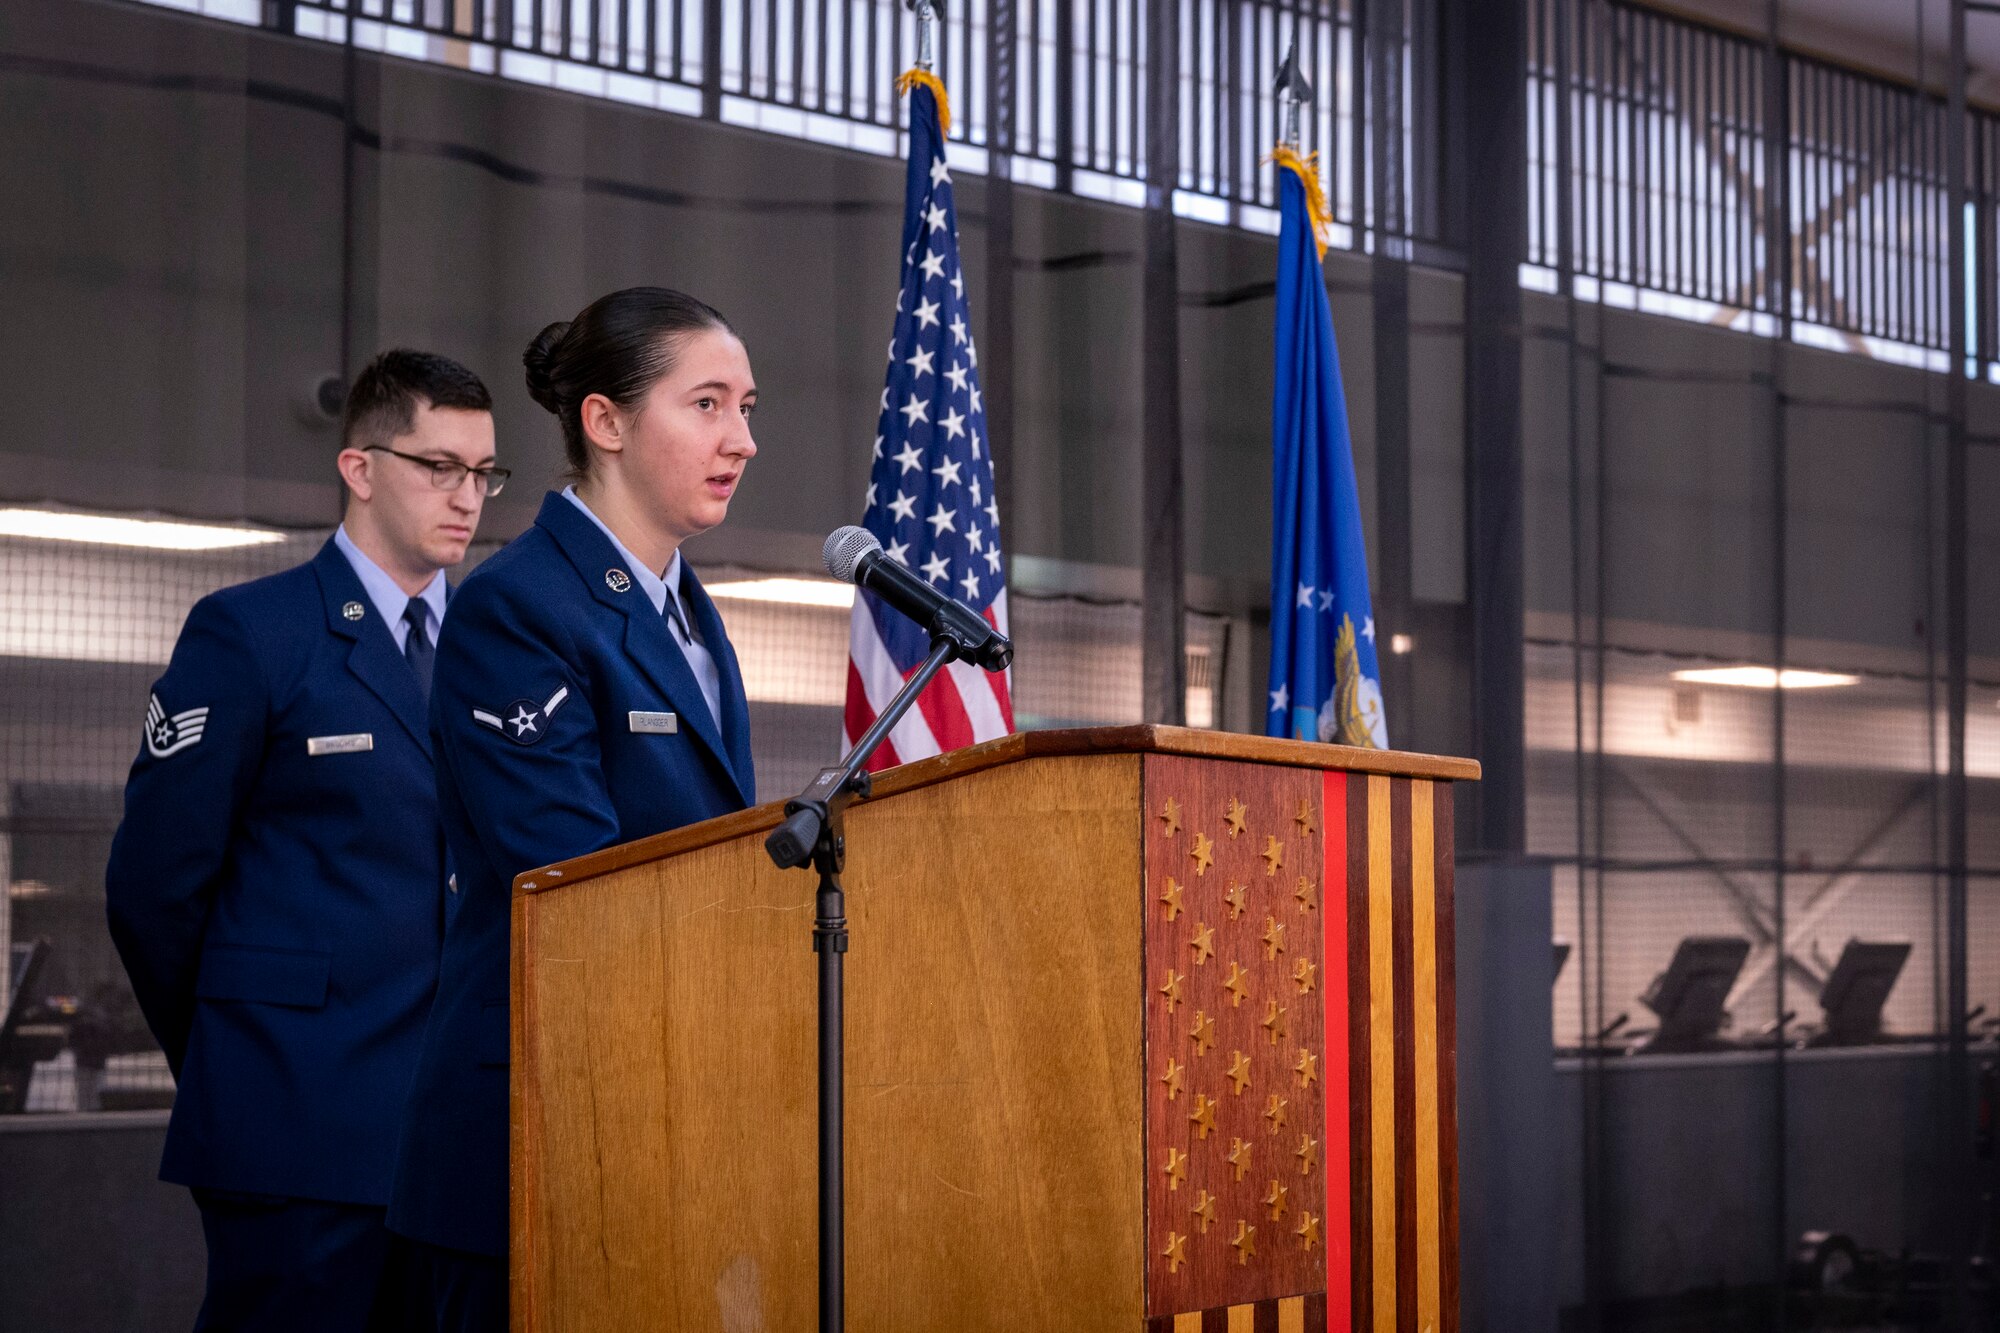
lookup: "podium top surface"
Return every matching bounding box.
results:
[513,724,1479,896]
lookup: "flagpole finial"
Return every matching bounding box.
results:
[906,0,943,72]
[1274,35,1313,149]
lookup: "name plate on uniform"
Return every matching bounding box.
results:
[307,733,375,756]
[628,711,678,735]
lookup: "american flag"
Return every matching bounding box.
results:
[843,80,1014,766]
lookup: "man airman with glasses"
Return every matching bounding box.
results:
[108,349,500,1331]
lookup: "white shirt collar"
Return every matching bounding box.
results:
[560,485,686,621]
[333,525,447,638]
[559,486,722,731]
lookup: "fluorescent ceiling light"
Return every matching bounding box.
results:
[1670,666,1860,690]
[0,508,288,551]
[706,576,855,608]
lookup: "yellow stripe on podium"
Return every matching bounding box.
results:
[1412,781,1442,1333]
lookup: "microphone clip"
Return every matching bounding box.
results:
[767,766,873,872]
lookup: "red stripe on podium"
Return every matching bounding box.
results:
[1321,770,1350,1332]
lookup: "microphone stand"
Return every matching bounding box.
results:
[765,633,962,1333]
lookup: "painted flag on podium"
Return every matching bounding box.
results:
[1266,148,1387,748]
[843,74,1014,768]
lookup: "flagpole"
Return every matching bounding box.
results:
[914,0,935,73]
[1278,33,1304,149]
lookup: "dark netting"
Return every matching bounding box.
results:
[1,528,325,1111]
[1528,320,1995,1331]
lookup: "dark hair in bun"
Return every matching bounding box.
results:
[522,287,735,477]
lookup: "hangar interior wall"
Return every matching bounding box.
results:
[1,1,1995,1328]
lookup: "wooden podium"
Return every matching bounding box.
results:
[510,726,1478,1332]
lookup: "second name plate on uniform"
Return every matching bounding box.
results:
[307,733,375,756]
[628,711,679,735]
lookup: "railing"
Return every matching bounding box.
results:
[141,0,2000,365]
[270,0,1425,242]
[1528,0,1986,362]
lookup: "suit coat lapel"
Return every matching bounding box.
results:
[534,494,752,806]
[312,540,431,756]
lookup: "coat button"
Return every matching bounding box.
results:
[448,874,459,894]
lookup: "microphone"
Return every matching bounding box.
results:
[823,526,1013,673]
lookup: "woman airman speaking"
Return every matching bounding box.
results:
[387,287,760,1330]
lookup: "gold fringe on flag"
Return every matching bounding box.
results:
[895,68,953,135]
[1266,143,1332,259]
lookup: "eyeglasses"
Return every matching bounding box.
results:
[365,446,511,497]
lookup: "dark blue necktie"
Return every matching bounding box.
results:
[662,588,692,644]
[403,598,435,704]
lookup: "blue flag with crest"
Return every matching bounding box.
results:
[1266,150,1386,747]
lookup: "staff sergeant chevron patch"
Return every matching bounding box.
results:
[144,693,209,759]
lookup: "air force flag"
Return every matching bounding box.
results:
[1266,150,1386,748]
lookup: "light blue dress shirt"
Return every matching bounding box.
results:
[561,486,724,729]
[333,524,448,650]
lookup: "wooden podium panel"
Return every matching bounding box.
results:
[510,727,1476,1332]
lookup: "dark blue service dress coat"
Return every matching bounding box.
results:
[387,491,755,1259]
[105,539,449,1205]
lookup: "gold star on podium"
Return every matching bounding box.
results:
[1190,831,1214,877]
[1294,874,1317,913]
[1188,1093,1218,1140]
[1227,1136,1253,1181]
[1190,1188,1218,1234]
[1262,1000,1289,1046]
[1295,1133,1319,1175]
[1189,922,1216,966]
[1225,796,1249,838]
[1296,1211,1321,1250]
[1264,1093,1289,1133]
[1264,1179,1289,1220]
[1159,876,1184,922]
[1294,797,1316,838]
[1223,962,1251,1008]
[1262,916,1288,961]
[1159,796,1182,837]
[1226,1049,1252,1095]
[1189,1009,1217,1057]
[1162,1229,1188,1273]
[1231,1218,1257,1264]
[1294,958,1318,994]
[1159,1056,1185,1101]
[1261,834,1284,876]
[1294,1048,1319,1089]
[1158,968,1185,1011]
[1163,1146,1188,1191]
[1223,880,1248,921]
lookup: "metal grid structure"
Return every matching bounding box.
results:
[267,0,1430,233]
[1527,0,1982,358]
[155,0,2000,361]
[1524,7,1996,1326]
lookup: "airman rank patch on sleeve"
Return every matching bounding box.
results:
[473,684,570,746]
[145,692,209,758]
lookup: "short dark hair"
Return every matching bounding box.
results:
[341,349,493,452]
[523,288,736,478]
